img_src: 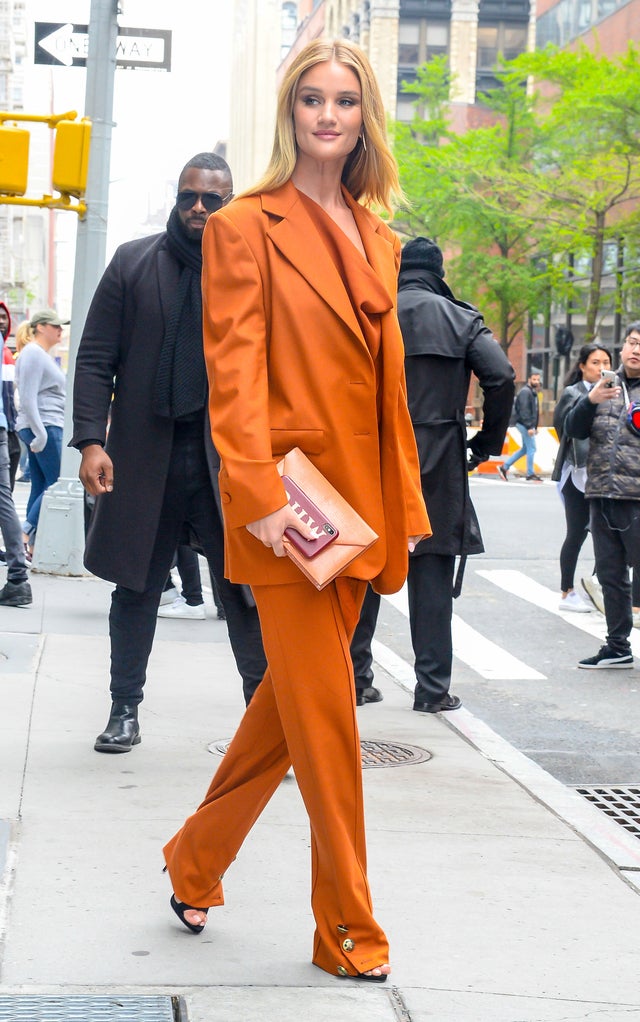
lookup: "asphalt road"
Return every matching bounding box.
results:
[374,474,640,788]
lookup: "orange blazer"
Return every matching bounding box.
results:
[201,180,431,594]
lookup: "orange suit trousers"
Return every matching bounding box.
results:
[163,575,389,977]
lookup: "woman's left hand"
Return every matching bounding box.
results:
[408,535,424,552]
[246,503,318,558]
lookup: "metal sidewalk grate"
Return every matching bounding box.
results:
[575,786,640,839]
[0,995,185,1021]
[209,738,431,769]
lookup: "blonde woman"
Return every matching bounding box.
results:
[163,40,430,980]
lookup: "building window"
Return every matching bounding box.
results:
[537,0,630,47]
[477,22,528,71]
[398,20,420,65]
[397,16,450,119]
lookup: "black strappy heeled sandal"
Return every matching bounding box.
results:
[170,893,208,934]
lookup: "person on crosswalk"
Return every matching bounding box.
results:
[350,236,515,713]
[498,368,543,482]
[552,343,612,614]
[565,321,640,669]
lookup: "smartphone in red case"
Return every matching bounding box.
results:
[282,475,339,558]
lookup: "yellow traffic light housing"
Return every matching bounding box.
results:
[52,118,91,198]
[0,110,90,216]
[0,123,30,196]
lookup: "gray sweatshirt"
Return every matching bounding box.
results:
[15,342,66,452]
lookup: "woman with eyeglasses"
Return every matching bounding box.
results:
[163,39,430,980]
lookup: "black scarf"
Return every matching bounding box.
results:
[153,207,207,419]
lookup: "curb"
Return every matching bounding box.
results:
[372,638,640,892]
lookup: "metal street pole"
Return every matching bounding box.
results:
[32,0,118,574]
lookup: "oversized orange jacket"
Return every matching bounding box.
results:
[201,180,430,594]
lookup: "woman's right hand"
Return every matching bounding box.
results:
[588,377,621,404]
[29,435,47,454]
[246,503,318,557]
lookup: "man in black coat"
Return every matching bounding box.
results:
[71,153,267,753]
[351,237,514,712]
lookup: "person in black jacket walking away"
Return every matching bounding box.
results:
[351,237,515,713]
[498,369,543,481]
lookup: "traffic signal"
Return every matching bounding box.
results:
[555,325,574,356]
[0,123,30,196]
[52,118,91,198]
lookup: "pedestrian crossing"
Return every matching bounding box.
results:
[382,583,546,680]
[378,568,639,684]
[476,568,640,656]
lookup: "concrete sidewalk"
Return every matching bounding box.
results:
[1,573,640,1022]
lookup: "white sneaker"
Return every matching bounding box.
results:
[157,597,206,620]
[558,590,591,613]
[581,576,605,614]
[159,586,180,607]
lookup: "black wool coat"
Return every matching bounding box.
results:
[398,268,515,558]
[71,232,221,591]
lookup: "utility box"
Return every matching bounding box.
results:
[52,118,91,197]
[0,124,30,196]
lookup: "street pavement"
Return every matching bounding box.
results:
[1,563,640,1022]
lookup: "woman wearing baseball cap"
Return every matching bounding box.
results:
[15,309,67,557]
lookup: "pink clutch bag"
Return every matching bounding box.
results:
[276,447,378,590]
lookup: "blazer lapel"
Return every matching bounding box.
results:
[262,183,363,342]
[344,193,398,298]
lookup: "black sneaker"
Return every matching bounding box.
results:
[0,580,32,607]
[498,465,509,482]
[526,473,543,482]
[578,644,633,669]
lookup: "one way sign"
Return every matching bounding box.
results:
[34,23,172,70]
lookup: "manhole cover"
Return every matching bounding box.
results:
[575,786,640,839]
[209,739,431,769]
[0,995,185,1021]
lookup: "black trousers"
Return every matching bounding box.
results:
[408,553,456,704]
[109,427,267,707]
[163,544,203,604]
[589,498,640,655]
[559,474,590,592]
[349,584,381,690]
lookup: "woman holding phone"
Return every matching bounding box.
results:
[552,342,612,611]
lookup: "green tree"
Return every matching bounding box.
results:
[502,45,640,341]
[393,44,640,348]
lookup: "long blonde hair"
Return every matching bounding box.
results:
[14,320,33,355]
[245,39,402,214]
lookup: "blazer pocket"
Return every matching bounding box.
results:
[270,428,325,457]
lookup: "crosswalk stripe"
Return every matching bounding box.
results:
[382,585,546,681]
[477,568,640,656]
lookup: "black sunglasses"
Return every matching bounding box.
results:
[176,190,232,213]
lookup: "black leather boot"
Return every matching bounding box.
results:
[94,702,141,753]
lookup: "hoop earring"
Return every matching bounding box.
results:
[360,133,367,152]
